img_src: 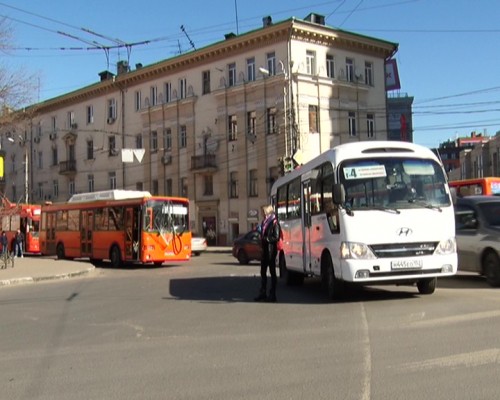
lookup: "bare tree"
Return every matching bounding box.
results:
[0,18,38,119]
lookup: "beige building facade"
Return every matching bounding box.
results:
[1,13,397,245]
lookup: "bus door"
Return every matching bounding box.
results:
[81,210,93,257]
[124,207,139,260]
[44,212,57,255]
[301,178,313,274]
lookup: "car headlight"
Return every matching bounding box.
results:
[340,242,376,260]
[434,237,456,255]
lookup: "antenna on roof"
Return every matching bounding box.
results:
[180,25,196,51]
[234,0,240,34]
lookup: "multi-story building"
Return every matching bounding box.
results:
[0,13,398,245]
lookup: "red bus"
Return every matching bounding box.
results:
[449,177,500,197]
[40,190,191,266]
[0,197,41,254]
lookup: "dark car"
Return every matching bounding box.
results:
[455,195,500,286]
[232,230,262,265]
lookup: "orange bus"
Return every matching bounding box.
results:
[40,190,191,266]
[449,177,500,197]
[0,197,41,254]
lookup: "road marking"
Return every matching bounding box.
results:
[400,349,500,372]
[408,310,500,328]
[360,303,371,400]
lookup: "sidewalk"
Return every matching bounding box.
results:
[0,246,232,288]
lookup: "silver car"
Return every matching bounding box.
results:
[455,195,500,286]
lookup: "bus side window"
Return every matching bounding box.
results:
[145,208,153,231]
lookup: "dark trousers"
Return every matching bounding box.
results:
[260,241,278,295]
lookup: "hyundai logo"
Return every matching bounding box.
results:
[397,227,413,236]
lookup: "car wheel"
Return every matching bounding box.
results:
[417,277,436,295]
[483,251,500,287]
[237,249,249,265]
[322,255,344,300]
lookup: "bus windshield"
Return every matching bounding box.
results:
[143,199,189,233]
[340,157,450,210]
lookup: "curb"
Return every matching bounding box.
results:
[0,266,96,288]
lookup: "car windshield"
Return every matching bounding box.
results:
[478,202,500,227]
[340,157,451,210]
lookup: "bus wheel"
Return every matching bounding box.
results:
[483,252,500,287]
[323,256,344,300]
[417,277,436,295]
[280,254,304,286]
[110,245,122,268]
[56,243,65,260]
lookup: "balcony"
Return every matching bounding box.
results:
[191,154,217,172]
[59,160,77,175]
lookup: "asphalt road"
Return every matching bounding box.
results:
[1,252,500,400]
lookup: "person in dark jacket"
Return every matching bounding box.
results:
[254,204,281,303]
[14,229,24,258]
[0,231,7,255]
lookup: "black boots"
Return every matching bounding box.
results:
[254,290,267,302]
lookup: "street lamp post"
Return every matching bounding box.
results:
[8,135,29,203]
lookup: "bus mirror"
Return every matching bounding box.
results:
[333,183,345,204]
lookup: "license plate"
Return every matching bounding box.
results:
[391,259,423,270]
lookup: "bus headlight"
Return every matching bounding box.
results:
[340,242,376,260]
[434,237,456,255]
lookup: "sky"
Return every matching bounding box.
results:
[2,0,500,149]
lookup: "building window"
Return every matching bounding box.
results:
[267,107,277,134]
[53,180,59,199]
[230,171,238,198]
[249,169,258,197]
[165,178,173,196]
[107,98,116,120]
[109,136,117,156]
[88,174,94,192]
[150,130,158,151]
[150,86,157,106]
[179,78,187,99]
[69,179,75,196]
[164,82,172,103]
[134,91,142,111]
[247,111,256,138]
[164,128,172,150]
[152,180,159,195]
[37,182,43,201]
[348,111,357,136]
[51,116,57,132]
[180,177,188,197]
[87,140,94,159]
[367,113,375,138]
[51,147,58,166]
[180,125,187,148]
[228,115,237,141]
[346,58,354,82]
[228,62,236,87]
[247,57,255,81]
[203,175,213,196]
[365,61,373,86]
[308,105,318,133]
[202,70,211,95]
[136,182,144,191]
[67,111,75,128]
[306,50,316,75]
[136,134,143,149]
[86,105,94,124]
[326,55,335,78]
[109,171,116,189]
[37,151,43,169]
[266,52,276,76]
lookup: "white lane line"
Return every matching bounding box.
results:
[360,303,372,400]
[400,349,500,372]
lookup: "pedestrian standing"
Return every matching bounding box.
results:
[0,231,7,255]
[14,229,24,258]
[254,204,281,303]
